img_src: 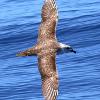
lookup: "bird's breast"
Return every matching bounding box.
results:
[37,40,59,55]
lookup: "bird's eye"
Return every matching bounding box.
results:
[66,47,70,49]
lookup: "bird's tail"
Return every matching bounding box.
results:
[16,47,37,56]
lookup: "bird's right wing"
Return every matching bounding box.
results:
[38,52,59,100]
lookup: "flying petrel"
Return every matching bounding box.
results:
[17,0,76,100]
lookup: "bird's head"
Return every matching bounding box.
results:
[57,43,76,54]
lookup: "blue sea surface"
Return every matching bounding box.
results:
[0,0,100,100]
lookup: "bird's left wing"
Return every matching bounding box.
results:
[41,0,58,22]
[38,0,58,42]
[38,52,59,100]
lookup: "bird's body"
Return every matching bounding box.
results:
[17,0,76,100]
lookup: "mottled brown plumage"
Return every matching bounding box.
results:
[17,0,76,100]
[36,1,59,98]
[38,0,58,43]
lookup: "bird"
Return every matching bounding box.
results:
[17,0,76,100]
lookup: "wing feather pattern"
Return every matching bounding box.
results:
[38,53,59,100]
[42,0,58,22]
[42,76,58,100]
[38,1,59,99]
[38,0,58,42]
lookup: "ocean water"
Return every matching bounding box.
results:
[0,0,100,100]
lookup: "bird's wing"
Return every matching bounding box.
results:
[38,0,58,42]
[41,0,58,22]
[38,52,59,100]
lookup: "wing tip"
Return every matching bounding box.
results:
[42,76,59,100]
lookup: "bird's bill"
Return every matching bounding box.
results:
[57,47,76,55]
[71,49,76,53]
[68,47,76,53]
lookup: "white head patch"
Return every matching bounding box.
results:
[59,43,70,48]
